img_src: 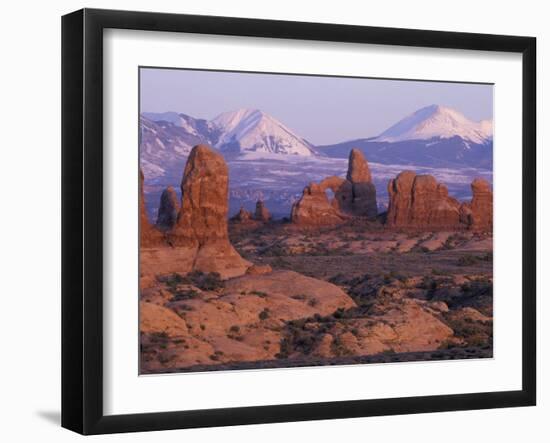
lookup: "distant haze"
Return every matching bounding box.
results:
[140,67,493,146]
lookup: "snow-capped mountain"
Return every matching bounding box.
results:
[375,105,493,144]
[142,111,221,140]
[212,108,317,156]
[140,104,493,221]
[320,105,493,169]
[140,114,222,179]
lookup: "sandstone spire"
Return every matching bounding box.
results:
[469,178,493,231]
[139,168,162,247]
[170,144,251,277]
[156,186,179,231]
[347,149,377,218]
[347,148,372,183]
[254,200,271,222]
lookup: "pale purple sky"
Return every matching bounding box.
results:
[140,67,493,145]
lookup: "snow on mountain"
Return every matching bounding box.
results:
[142,111,221,140]
[212,108,317,156]
[375,105,493,144]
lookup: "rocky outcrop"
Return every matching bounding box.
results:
[140,270,357,371]
[468,178,493,231]
[347,149,378,218]
[254,200,271,222]
[290,180,347,226]
[140,168,163,247]
[156,186,179,231]
[291,149,377,226]
[386,171,462,229]
[173,145,231,244]
[232,206,253,223]
[146,145,251,279]
[386,172,492,231]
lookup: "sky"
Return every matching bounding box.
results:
[140,67,493,146]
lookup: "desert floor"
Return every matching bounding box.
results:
[140,221,493,374]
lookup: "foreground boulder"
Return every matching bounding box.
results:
[156,186,179,230]
[386,171,462,229]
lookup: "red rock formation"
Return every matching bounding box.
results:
[291,149,378,225]
[140,168,163,247]
[347,148,372,183]
[290,181,347,226]
[254,200,271,222]
[165,145,250,277]
[467,178,493,231]
[347,149,378,218]
[386,171,461,229]
[173,145,230,244]
[232,206,253,223]
[319,176,353,213]
[386,172,493,231]
[156,186,179,231]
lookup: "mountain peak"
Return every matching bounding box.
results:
[212,108,316,157]
[376,104,492,144]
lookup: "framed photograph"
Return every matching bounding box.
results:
[62,8,536,435]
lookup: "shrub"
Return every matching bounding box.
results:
[457,255,479,266]
[431,268,446,276]
[170,289,200,302]
[229,325,240,333]
[308,298,319,307]
[291,294,307,301]
[259,308,270,320]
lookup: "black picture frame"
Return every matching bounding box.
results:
[62,8,537,435]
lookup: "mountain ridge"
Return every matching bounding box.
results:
[140,105,493,178]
